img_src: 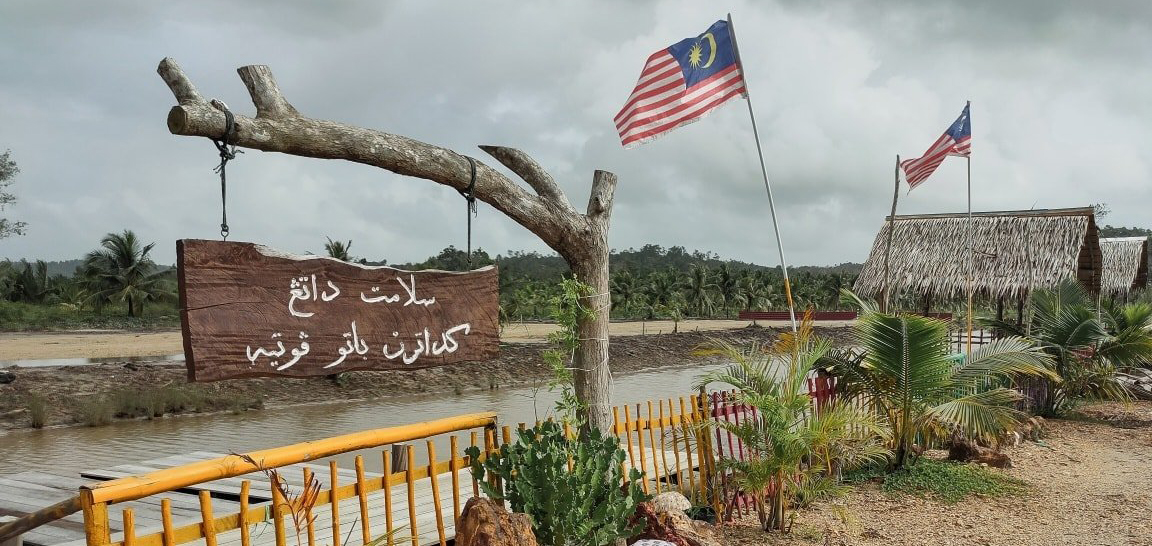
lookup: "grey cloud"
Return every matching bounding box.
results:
[0,0,1149,270]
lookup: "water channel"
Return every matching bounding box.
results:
[0,363,727,478]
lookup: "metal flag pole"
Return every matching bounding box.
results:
[882,154,901,313]
[727,13,798,332]
[965,101,973,357]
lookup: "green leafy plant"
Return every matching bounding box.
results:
[465,420,647,546]
[987,281,1147,416]
[835,290,1057,469]
[695,318,890,532]
[540,277,596,426]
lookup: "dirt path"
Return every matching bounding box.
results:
[719,402,1152,546]
[0,319,820,360]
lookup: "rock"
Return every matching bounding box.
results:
[0,371,14,384]
[455,497,537,546]
[628,502,719,546]
[649,492,691,514]
[948,435,1012,468]
[123,362,140,371]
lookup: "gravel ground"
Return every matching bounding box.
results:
[718,401,1152,546]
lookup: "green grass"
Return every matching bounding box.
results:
[0,300,180,331]
[860,458,1027,504]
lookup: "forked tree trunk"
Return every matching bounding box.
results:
[155,58,617,433]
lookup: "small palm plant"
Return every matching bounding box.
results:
[695,319,890,532]
[835,291,1057,468]
[985,280,1144,416]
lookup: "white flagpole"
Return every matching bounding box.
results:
[965,101,973,357]
[727,13,798,332]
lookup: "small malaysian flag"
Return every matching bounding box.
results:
[615,20,748,148]
[900,103,972,189]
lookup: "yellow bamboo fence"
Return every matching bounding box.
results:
[77,413,499,546]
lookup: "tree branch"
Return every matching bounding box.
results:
[478,145,572,211]
[587,170,617,227]
[157,57,204,104]
[157,58,579,251]
[236,65,299,119]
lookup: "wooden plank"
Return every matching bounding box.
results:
[177,240,500,381]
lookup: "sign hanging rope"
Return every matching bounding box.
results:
[209,99,243,240]
[457,156,478,268]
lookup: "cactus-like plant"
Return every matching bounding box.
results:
[466,420,648,546]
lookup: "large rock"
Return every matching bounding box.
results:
[948,435,1012,468]
[628,502,719,546]
[0,371,14,384]
[455,498,537,546]
[649,492,691,514]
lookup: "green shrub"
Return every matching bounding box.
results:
[466,420,648,546]
[27,393,47,428]
[881,458,1026,503]
[76,396,114,427]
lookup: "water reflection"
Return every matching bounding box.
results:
[0,363,724,477]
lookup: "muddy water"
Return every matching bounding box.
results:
[0,363,725,477]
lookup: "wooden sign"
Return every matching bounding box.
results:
[177,239,499,381]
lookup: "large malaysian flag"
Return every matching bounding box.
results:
[901,103,972,189]
[615,20,748,148]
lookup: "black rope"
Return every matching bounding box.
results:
[210,100,243,240]
[457,156,478,269]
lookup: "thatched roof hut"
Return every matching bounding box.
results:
[1099,237,1148,295]
[854,207,1102,300]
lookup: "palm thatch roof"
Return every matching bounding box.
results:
[854,207,1101,300]
[1099,237,1148,294]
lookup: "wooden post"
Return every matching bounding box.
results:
[157,59,619,433]
[881,154,901,313]
[390,444,409,473]
[922,294,931,315]
[996,296,1004,323]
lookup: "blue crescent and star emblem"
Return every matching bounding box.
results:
[667,20,739,88]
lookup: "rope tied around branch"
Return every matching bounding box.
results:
[457,156,478,268]
[209,99,243,239]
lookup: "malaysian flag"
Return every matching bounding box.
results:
[615,20,748,148]
[900,103,972,189]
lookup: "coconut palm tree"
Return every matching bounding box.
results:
[834,292,1056,468]
[610,269,645,318]
[682,264,717,317]
[81,230,172,317]
[324,237,354,261]
[714,264,741,318]
[696,320,889,531]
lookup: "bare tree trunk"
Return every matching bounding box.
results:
[156,58,618,433]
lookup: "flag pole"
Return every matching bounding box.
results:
[726,13,798,332]
[965,101,973,357]
[882,154,900,313]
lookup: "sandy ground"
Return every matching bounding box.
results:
[718,401,1152,546]
[0,319,834,360]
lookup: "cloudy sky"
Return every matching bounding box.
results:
[1,0,1149,268]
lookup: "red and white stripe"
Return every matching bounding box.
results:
[900,135,971,189]
[615,51,747,148]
